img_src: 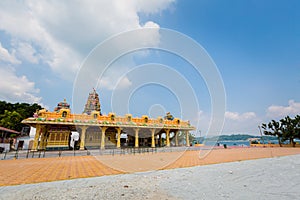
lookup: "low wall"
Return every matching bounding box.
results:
[250,143,300,148]
[0,143,10,151]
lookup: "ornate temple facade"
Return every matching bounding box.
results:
[22,90,195,151]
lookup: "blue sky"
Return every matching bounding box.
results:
[0,0,299,136]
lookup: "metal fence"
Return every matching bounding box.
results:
[0,149,90,160]
[0,146,194,160]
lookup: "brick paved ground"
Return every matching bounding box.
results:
[1,147,300,186]
[0,156,122,186]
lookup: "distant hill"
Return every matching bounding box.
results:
[195,134,277,142]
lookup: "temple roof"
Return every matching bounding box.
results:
[21,89,195,131]
[0,126,20,135]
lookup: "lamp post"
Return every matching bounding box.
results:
[258,125,265,146]
[198,130,202,144]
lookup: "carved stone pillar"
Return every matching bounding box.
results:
[116,127,122,148]
[134,128,139,148]
[32,124,42,151]
[174,130,179,147]
[165,129,170,147]
[186,131,190,147]
[101,127,108,149]
[150,129,155,148]
[80,126,87,150]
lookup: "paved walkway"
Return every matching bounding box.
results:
[0,156,121,186]
[1,147,300,186]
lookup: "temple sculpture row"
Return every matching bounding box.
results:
[22,89,195,150]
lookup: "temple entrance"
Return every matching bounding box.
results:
[46,126,71,150]
[85,127,101,149]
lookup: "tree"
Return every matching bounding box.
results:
[295,115,300,139]
[0,101,43,132]
[262,115,300,147]
[280,116,298,147]
[262,120,283,147]
[0,110,23,131]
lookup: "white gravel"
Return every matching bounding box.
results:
[0,154,299,200]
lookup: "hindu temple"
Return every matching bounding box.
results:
[22,89,195,151]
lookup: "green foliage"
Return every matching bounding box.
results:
[262,115,300,147]
[0,110,23,131]
[0,101,43,132]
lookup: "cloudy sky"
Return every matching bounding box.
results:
[0,0,299,136]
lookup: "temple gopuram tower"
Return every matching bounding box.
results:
[83,88,101,115]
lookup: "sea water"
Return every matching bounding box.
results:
[202,140,280,147]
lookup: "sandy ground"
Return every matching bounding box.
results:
[0,153,299,200]
[96,147,300,172]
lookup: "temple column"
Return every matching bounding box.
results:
[134,128,139,148]
[116,127,122,148]
[40,126,49,150]
[186,131,190,147]
[165,129,170,147]
[175,130,179,147]
[38,132,45,150]
[43,126,50,149]
[100,127,108,150]
[80,126,87,150]
[32,124,42,151]
[39,132,45,150]
[150,129,155,148]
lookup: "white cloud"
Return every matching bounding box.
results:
[135,0,175,14]
[99,76,132,91]
[225,111,256,121]
[0,1,81,80]
[0,0,174,82]
[221,111,260,135]
[267,100,300,118]
[0,66,41,103]
[0,42,20,64]
[116,77,133,90]
[14,42,40,64]
[189,110,261,136]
